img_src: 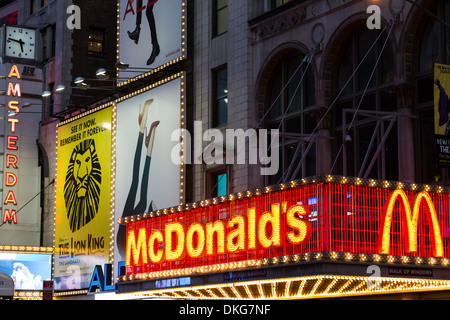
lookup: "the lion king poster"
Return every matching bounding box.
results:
[54,106,113,291]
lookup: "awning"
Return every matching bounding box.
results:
[117,275,450,300]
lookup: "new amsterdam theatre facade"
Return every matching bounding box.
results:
[32,0,450,299]
[111,0,450,300]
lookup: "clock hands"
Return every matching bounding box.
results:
[7,37,25,52]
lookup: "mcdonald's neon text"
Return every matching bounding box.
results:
[126,202,312,266]
[124,178,450,276]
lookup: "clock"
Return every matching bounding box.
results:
[5,26,36,60]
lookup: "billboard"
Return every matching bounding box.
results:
[0,63,42,246]
[54,106,113,291]
[114,75,185,277]
[434,63,450,167]
[0,252,52,290]
[117,0,186,85]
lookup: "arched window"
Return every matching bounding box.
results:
[263,49,316,185]
[415,0,450,184]
[332,27,397,180]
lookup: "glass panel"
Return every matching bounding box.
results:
[335,100,352,128]
[304,112,317,134]
[306,144,316,177]
[89,29,104,41]
[216,98,228,126]
[381,38,395,84]
[337,44,353,96]
[287,144,302,180]
[268,68,283,119]
[215,68,227,126]
[305,68,316,106]
[216,68,227,98]
[357,30,376,90]
[419,21,440,72]
[358,125,377,178]
[417,76,434,104]
[418,109,441,183]
[88,29,104,54]
[286,55,303,113]
[88,41,103,53]
[216,173,227,197]
[217,0,227,10]
[380,90,397,112]
[384,123,398,181]
[216,7,228,35]
[285,116,302,134]
[268,147,283,185]
[357,93,376,110]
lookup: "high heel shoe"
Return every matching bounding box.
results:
[138,99,154,128]
[128,26,141,44]
[147,44,160,65]
[145,120,160,156]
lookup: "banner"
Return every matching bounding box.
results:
[434,63,450,167]
[54,107,113,291]
[118,0,185,85]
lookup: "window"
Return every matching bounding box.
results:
[88,28,105,56]
[264,50,316,185]
[265,0,290,12]
[415,0,450,183]
[30,0,36,15]
[332,28,397,181]
[212,67,228,127]
[51,24,56,58]
[208,169,228,198]
[41,0,47,7]
[214,0,228,36]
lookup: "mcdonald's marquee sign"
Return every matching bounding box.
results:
[120,176,450,280]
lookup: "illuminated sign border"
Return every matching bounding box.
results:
[53,73,186,293]
[114,72,186,206]
[120,175,450,283]
[116,0,187,87]
[54,102,116,293]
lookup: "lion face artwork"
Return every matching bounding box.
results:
[64,139,102,233]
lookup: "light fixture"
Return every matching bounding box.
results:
[56,84,66,92]
[95,68,108,79]
[42,90,51,97]
[115,61,129,70]
[74,77,85,85]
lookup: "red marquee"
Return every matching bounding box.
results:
[122,176,450,276]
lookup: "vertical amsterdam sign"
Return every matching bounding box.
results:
[3,65,22,224]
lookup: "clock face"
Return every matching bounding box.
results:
[5,26,36,60]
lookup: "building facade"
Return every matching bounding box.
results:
[192,0,450,203]
[2,0,450,300]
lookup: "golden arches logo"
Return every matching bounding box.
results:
[379,189,444,257]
